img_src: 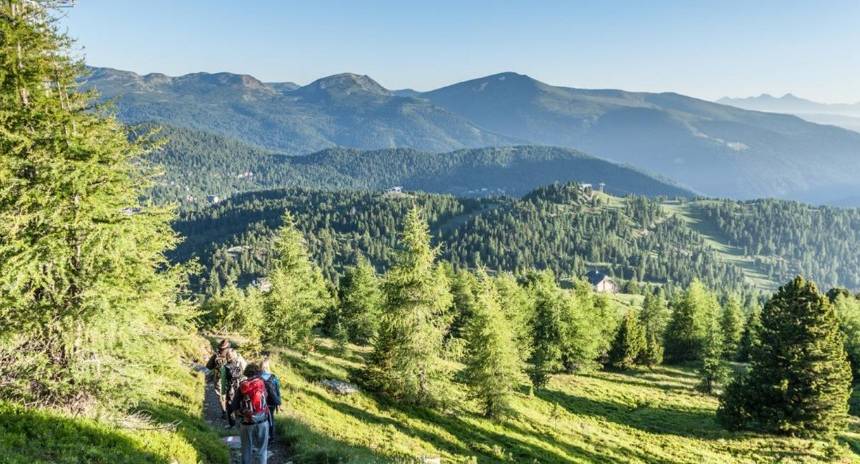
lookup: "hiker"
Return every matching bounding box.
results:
[224,347,248,427]
[260,357,282,443]
[205,339,233,418]
[228,363,281,464]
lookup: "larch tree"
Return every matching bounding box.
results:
[831,293,860,383]
[638,292,669,366]
[720,295,745,360]
[697,314,729,394]
[718,277,852,436]
[494,273,535,363]
[263,212,331,352]
[336,255,382,344]
[0,0,191,405]
[608,310,646,370]
[463,270,524,418]
[664,280,719,363]
[363,208,452,406]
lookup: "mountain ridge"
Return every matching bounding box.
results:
[84,66,860,205]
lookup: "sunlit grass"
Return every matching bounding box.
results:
[0,337,228,464]
[274,338,859,464]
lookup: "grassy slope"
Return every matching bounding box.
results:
[0,339,228,464]
[274,338,860,464]
[662,200,777,290]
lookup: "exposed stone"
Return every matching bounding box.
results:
[320,379,360,395]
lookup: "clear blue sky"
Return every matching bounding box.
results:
[61,0,860,102]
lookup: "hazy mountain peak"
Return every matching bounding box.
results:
[299,73,391,97]
[175,71,272,93]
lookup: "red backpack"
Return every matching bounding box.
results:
[237,377,269,424]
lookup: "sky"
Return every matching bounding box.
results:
[60,0,860,103]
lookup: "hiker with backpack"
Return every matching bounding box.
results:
[205,339,234,418]
[260,357,282,443]
[223,346,248,427]
[228,363,282,464]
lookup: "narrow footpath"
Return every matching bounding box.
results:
[202,376,292,464]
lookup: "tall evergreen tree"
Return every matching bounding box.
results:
[560,279,613,372]
[608,310,646,370]
[0,1,192,405]
[831,293,860,383]
[736,302,761,363]
[638,292,669,366]
[463,270,524,418]
[201,284,265,348]
[720,295,745,360]
[664,280,719,363]
[337,255,382,344]
[363,208,452,405]
[263,212,331,351]
[494,273,535,363]
[718,277,852,436]
[448,269,479,340]
[697,314,729,394]
[526,271,566,389]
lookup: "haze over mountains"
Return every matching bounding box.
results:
[719,94,860,134]
[85,67,860,205]
[147,125,690,205]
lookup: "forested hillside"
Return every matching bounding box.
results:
[173,186,742,295]
[174,184,860,297]
[698,199,860,289]
[145,125,691,205]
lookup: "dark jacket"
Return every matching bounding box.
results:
[261,372,282,412]
[227,375,282,423]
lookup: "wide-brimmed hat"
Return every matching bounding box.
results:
[218,339,231,351]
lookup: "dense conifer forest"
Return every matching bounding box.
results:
[173,183,860,299]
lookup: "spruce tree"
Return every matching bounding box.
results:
[526,271,566,389]
[736,302,761,362]
[263,212,331,351]
[638,292,669,366]
[363,208,452,405]
[448,269,479,340]
[717,277,852,436]
[463,270,524,418]
[0,1,191,404]
[720,295,745,360]
[664,280,718,363]
[607,310,646,370]
[337,255,382,344]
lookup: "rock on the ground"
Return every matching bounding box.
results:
[320,379,360,395]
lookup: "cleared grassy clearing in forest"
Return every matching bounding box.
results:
[662,201,777,290]
[274,339,859,464]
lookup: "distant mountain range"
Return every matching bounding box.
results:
[719,94,860,133]
[146,124,691,204]
[84,67,860,205]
